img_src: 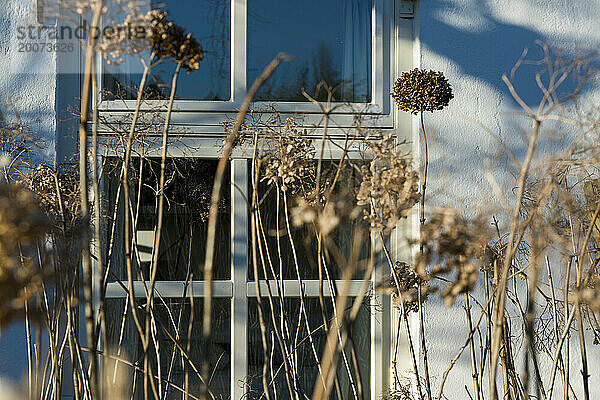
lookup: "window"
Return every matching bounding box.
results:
[103,0,231,101]
[99,0,393,120]
[247,0,372,102]
[104,158,232,399]
[98,0,414,398]
[103,156,388,400]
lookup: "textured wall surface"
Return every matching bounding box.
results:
[0,0,57,385]
[1,0,600,397]
[417,0,600,397]
[0,0,57,158]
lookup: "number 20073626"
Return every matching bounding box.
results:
[18,42,75,52]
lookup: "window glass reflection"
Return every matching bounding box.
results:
[103,0,231,100]
[247,297,370,400]
[105,158,231,281]
[247,0,372,102]
[106,298,231,399]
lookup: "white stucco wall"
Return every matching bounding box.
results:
[0,0,57,385]
[417,0,600,398]
[0,0,57,158]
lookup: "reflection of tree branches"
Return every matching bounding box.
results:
[256,44,370,102]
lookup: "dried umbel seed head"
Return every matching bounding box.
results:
[414,208,493,306]
[149,10,203,71]
[100,9,203,71]
[391,69,453,114]
[260,118,316,196]
[377,261,433,314]
[99,12,150,65]
[357,134,420,232]
[579,273,600,315]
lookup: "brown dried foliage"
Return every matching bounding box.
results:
[415,208,494,306]
[357,134,420,232]
[260,118,317,196]
[0,183,49,326]
[377,261,433,314]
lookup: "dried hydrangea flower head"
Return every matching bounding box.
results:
[357,134,420,232]
[260,118,316,195]
[99,12,151,64]
[414,208,492,306]
[377,261,432,314]
[290,160,365,239]
[291,193,363,238]
[391,69,454,114]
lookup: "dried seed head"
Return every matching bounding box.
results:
[414,208,493,306]
[100,9,203,71]
[260,118,316,196]
[148,10,203,71]
[356,134,420,232]
[391,69,453,114]
[377,261,433,314]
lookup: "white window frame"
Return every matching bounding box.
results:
[94,0,419,397]
[98,147,390,400]
[96,0,396,128]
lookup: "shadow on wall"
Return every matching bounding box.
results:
[415,1,600,398]
[414,0,600,210]
[420,0,600,107]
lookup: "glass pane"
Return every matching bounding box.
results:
[250,161,370,280]
[247,297,370,400]
[105,158,231,281]
[103,0,231,100]
[105,298,231,400]
[247,0,372,102]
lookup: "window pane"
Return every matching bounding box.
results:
[250,161,370,280]
[106,298,231,399]
[105,158,231,281]
[247,297,370,400]
[247,0,372,102]
[103,0,231,100]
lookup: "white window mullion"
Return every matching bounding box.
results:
[231,158,249,400]
[231,0,247,103]
[372,0,386,113]
[373,235,391,399]
[104,281,234,298]
[247,280,372,297]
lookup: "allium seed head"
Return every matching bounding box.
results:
[391,68,453,114]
